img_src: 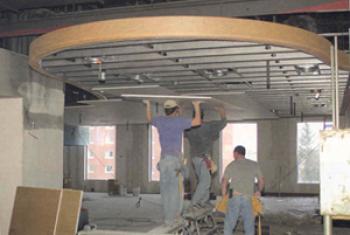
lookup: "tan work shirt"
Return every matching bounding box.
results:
[223,158,263,196]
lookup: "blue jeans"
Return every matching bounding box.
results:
[159,155,183,225]
[192,157,211,206]
[224,195,255,235]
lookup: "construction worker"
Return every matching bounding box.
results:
[145,100,201,226]
[222,145,264,235]
[184,106,227,209]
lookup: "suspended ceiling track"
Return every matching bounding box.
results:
[28,16,350,117]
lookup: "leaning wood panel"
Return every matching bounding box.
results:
[56,189,83,235]
[9,186,62,235]
[29,16,350,75]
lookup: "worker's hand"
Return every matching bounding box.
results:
[254,191,261,198]
[192,100,202,106]
[143,100,151,106]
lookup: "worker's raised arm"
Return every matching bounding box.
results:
[221,177,228,196]
[144,100,152,123]
[191,101,201,127]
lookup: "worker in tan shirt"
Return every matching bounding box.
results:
[221,145,264,235]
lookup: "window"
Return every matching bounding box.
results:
[88,164,95,173]
[149,126,161,181]
[104,151,114,159]
[87,149,94,159]
[221,123,257,175]
[86,126,116,180]
[105,131,114,144]
[297,121,331,184]
[105,165,113,174]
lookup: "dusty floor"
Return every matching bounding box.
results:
[83,193,350,234]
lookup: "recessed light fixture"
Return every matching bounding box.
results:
[295,64,320,75]
[84,57,103,64]
[98,70,106,84]
[200,68,236,78]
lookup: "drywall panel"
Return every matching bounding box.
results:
[0,98,23,235]
[56,190,83,235]
[9,187,61,235]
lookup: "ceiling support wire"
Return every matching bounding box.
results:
[266,60,271,89]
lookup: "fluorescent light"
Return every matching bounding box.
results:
[92,85,160,91]
[120,94,212,100]
[77,98,123,104]
[184,91,245,96]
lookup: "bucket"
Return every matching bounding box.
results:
[132,186,141,197]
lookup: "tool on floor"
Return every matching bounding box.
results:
[135,197,142,208]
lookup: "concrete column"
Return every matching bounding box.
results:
[0,97,24,235]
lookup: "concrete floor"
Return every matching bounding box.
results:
[82,193,350,234]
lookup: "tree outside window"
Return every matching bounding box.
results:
[297,122,331,184]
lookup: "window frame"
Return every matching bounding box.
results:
[104,150,114,159]
[104,165,114,174]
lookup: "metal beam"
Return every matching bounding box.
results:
[0,0,331,38]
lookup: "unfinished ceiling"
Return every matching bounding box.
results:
[29,16,350,118]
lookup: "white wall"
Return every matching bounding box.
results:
[0,49,64,234]
[0,98,23,235]
[0,48,64,189]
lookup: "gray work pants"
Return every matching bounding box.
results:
[224,195,254,235]
[159,155,183,225]
[191,156,211,206]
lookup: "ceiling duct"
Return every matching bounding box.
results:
[283,15,318,33]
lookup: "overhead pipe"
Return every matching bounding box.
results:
[334,36,340,129]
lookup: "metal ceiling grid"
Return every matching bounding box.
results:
[28,17,350,118]
[40,39,349,117]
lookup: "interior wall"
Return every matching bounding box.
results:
[64,118,325,195]
[0,48,64,234]
[0,98,23,235]
[117,124,159,193]
[65,100,329,195]
[0,48,64,188]
[63,146,85,190]
[258,118,319,194]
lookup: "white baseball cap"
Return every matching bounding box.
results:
[163,100,178,109]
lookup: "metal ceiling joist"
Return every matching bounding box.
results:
[28,16,350,117]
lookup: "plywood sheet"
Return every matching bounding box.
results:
[56,189,83,235]
[9,186,62,235]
